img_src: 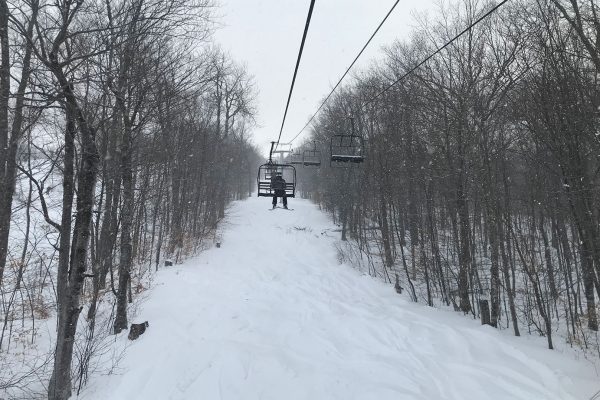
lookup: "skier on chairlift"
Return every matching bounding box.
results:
[271,172,288,209]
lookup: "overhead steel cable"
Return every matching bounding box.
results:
[362,0,510,109]
[274,0,316,152]
[287,0,401,145]
[288,0,510,146]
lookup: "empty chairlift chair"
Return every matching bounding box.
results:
[271,142,292,158]
[330,117,365,166]
[289,150,304,166]
[330,134,365,166]
[302,142,321,167]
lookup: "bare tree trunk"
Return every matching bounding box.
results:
[48,55,99,400]
[378,192,394,270]
[0,0,11,285]
[48,103,76,400]
[457,180,472,313]
[114,119,134,333]
[0,0,37,285]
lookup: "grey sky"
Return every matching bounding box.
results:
[214,0,437,157]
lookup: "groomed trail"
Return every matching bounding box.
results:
[81,197,598,400]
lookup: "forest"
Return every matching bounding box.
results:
[0,0,261,398]
[1,0,599,398]
[296,0,600,356]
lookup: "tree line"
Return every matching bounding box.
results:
[0,0,261,398]
[298,0,599,354]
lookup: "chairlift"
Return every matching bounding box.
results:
[257,142,296,198]
[289,150,304,165]
[302,141,321,167]
[330,117,365,166]
[257,163,296,198]
[271,142,292,156]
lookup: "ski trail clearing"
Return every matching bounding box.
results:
[81,197,598,400]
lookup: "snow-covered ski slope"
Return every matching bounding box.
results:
[81,197,599,400]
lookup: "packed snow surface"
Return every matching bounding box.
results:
[81,197,599,400]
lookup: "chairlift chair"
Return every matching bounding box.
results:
[330,134,365,165]
[289,150,304,165]
[257,142,296,198]
[330,117,365,166]
[271,142,292,156]
[257,162,296,198]
[302,141,321,167]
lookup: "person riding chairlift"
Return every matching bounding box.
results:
[271,172,288,209]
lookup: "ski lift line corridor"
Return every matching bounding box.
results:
[80,196,599,400]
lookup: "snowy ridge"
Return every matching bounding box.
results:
[80,197,599,400]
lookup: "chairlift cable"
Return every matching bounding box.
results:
[289,0,510,144]
[288,0,401,146]
[361,0,510,109]
[274,0,316,152]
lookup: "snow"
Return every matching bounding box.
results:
[79,197,599,400]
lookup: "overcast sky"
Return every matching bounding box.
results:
[214,0,437,157]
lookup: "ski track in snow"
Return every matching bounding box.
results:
[80,197,599,400]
